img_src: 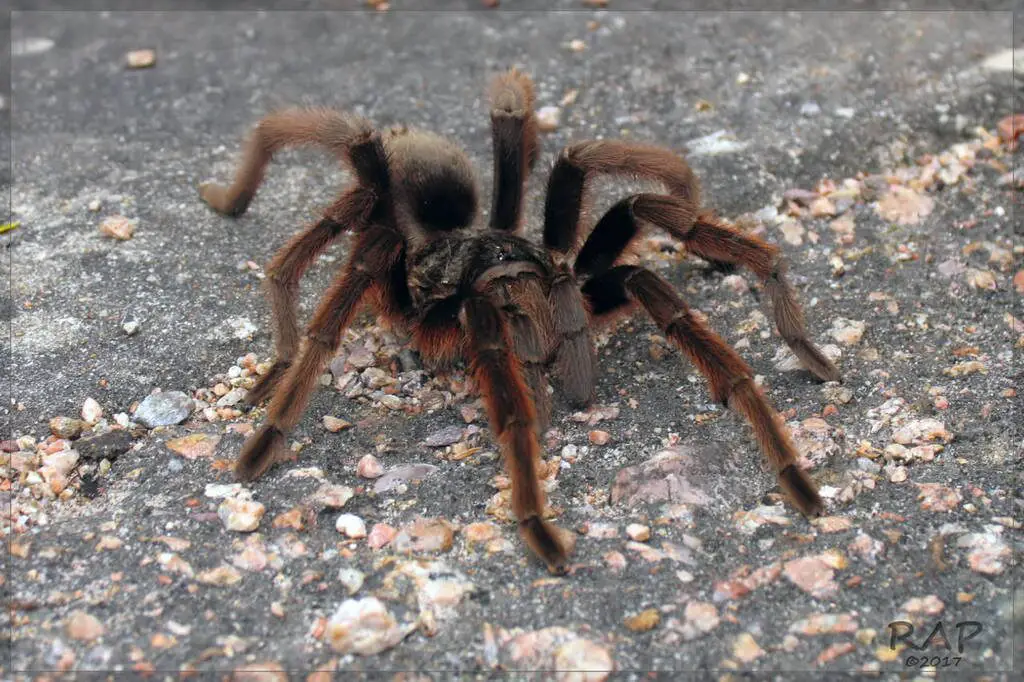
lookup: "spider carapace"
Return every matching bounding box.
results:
[198,68,841,574]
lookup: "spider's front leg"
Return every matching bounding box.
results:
[675,211,841,383]
[246,187,376,405]
[581,265,824,517]
[236,228,402,480]
[199,124,387,406]
[488,67,539,233]
[539,140,701,407]
[575,193,840,383]
[199,107,372,218]
[462,293,573,574]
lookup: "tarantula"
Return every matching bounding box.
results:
[198,68,840,574]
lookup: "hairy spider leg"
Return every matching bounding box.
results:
[581,265,824,517]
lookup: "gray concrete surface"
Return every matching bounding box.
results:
[4,6,1021,679]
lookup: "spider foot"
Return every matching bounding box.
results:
[198,181,251,217]
[235,424,286,482]
[779,464,824,518]
[789,339,841,384]
[520,516,575,575]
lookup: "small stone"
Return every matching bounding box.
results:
[87,199,102,212]
[378,394,402,410]
[335,513,367,539]
[625,523,650,542]
[66,611,104,642]
[356,454,384,479]
[604,551,627,571]
[197,564,243,586]
[360,367,392,389]
[367,523,397,549]
[392,518,455,554]
[799,100,821,117]
[218,498,266,532]
[958,531,1011,575]
[570,405,621,425]
[99,215,135,240]
[337,567,365,595]
[681,602,719,640]
[732,633,765,663]
[166,433,220,459]
[588,430,611,445]
[76,430,130,462]
[965,268,997,291]
[887,466,908,483]
[121,315,139,336]
[721,274,749,294]
[943,360,987,377]
[901,595,944,616]
[205,482,243,499]
[134,391,193,428]
[215,388,247,407]
[373,463,439,494]
[855,628,877,646]
[536,106,561,132]
[610,447,711,507]
[568,39,586,52]
[309,483,355,509]
[459,404,479,423]
[323,598,413,655]
[323,415,353,433]
[779,220,805,246]
[125,49,156,69]
[584,522,617,539]
[552,638,614,680]
[734,505,791,534]
[789,613,858,636]
[783,554,840,598]
[891,418,952,445]
[876,186,934,225]
[81,398,103,424]
[829,318,866,346]
[43,451,79,477]
[816,642,856,666]
[815,516,852,533]
[346,347,376,369]
[423,425,464,447]
[915,483,962,512]
[809,197,836,217]
[776,344,842,373]
[49,416,87,439]
[95,535,122,552]
[464,521,500,546]
[272,507,306,531]
[623,608,660,632]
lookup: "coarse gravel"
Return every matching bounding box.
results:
[3,5,1022,679]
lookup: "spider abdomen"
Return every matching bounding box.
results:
[385,129,479,232]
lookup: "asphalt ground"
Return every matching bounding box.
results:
[3,5,1021,679]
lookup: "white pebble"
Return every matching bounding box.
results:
[626,523,651,542]
[337,567,365,595]
[81,398,103,424]
[217,498,265,532]
[536,106,561,132]
[335,513,367,539]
